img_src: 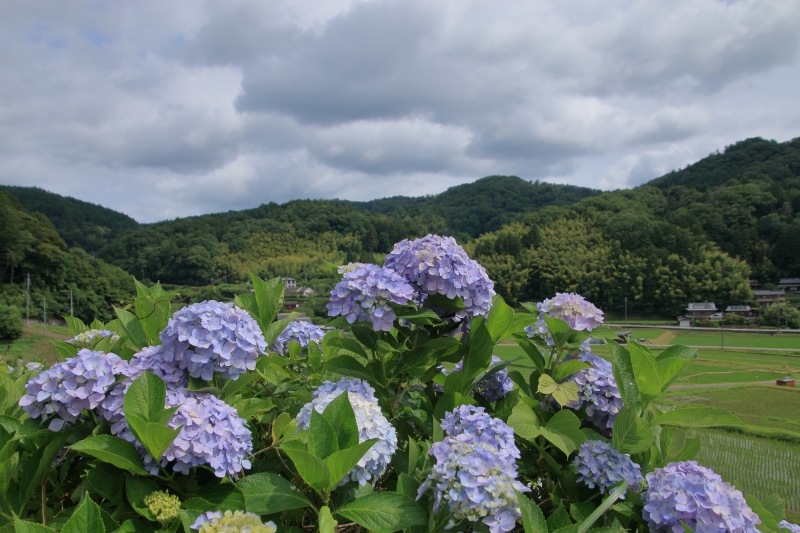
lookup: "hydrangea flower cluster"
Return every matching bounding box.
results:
[270,320,325,356]
[441,356,514,402]
[573,440,643,497]
[19,349,128,431]
[643,461,760,533]
[327,263,416,331]
[67,329,120,348]
[419,406,528,533]
[525,293,603,350]
[385,235,495,321]
[565,352,623,430]
[159,300,267,380]
[143,490,181,525]
[191,511,276,533]
[779,522,800,533]
[296,378,397,485]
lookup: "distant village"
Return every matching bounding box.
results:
[676,277,799,327]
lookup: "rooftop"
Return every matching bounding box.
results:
[687,302,717,310]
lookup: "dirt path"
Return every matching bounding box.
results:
[670,381,776,390]
[22,326,70,341]
[652,330,677,345]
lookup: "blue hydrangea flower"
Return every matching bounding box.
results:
[779,522,800,533]
[574,440,643,497]
[327,263,416,331]
[25,362,43,372]
[419,406,528,533]
[67,329,120,349]
[103,388,252,478]
[296,378,397,485]
[525,293,603,350]
[441,357,514,402]
[565,352,622,430]
[643,461,761,533]
[159,301,267,381]
[384,234,495,321]
[19,349,128,431]
[191,511,276,533]
[271,320,325,356]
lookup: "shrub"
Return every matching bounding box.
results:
[0,303,22,340]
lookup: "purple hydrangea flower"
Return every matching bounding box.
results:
[19,349,128,431]
[643,461,760,533]
[418,406,528,533]
[67,329,120,349]
[159,301,267,381]
[327,263,416,332]
[574,440,643,497]
[296,378,397,485]
[779,522,800,533]
[525,293,603,350]
[270,320,325,356]
[565,352,622,430]
[102,387,252,478]
[442,356,514,402]
[384,234,495,321]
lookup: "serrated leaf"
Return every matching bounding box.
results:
[51,341,78,361]
[628,341,661,405]
[325,439,378,489]
[540,410,585,456]
[319,506,337,533]
[69,436,149,476]
[517,490,548,533]
[282,448,330,494]
[508,403,541,440]
[61,495,104,533]
[552,361,592,382]
[309,410,338,459]
[611,406,652,454]
[538,375,579,407]
[236,473,312,514]
[320,392,359,450]
[337,492,426,533]
[487,295,515,342]
[609,343,638,407]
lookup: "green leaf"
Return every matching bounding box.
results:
[308,410,338,459]
[611,406,652,454]
[236,473,312,514]
[125,474,159,520]
[656,358,693,393]
[538,374,579,407]
[588,326,621,342]
[308,341,323,368]
[396,472,421,500]
[319,506,337,533]
[517,490,548,533]
[114,307,148,350]
[609,343,638,407]
[507,403,541,440]
[745,494,781,533]
[61,496,104,533]
[325,356,374,383]
[19,432,69,505]
[325,439,378,489]
[326,337,369,359]
[425,294,465,313]
[64,316,89,336]
[51,341,78,361]
[515,338,545,373]
[547,505,572,532]
[196,484,246,511]
[281,448,331,494]
[69,435,149,475]
[552,361,593,382]
[140,422,181,461]
[544,317,572,347]
[87,463,125,503]
[337,492,427,533]
[540,410,585,457]
[627,341,661,404]
[321,392,360,451]
[11,520,56,533]
[272,412,293,441]
[264,313,299,349]
[124,372,166,423]
[251,275,285,331]
[487,295,515,342]
[761,495,785,523]
[462,318,493,385]
[433,392,476,422]
[651,407,743,428]
[570,502,596,523]
[577,481,629,533]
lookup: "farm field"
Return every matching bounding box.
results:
[0,329,62,368]
[612,327,800,350]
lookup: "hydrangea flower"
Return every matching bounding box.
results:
[779,522,800,533]
[327,263,416,331]
[296,378,397,485]
[643,461,761,533]
[143,490,181,524]
[25,362,43,372]
[191,511,276,533]
[19,349,128,431]
[525,293,603,350]
[442,356,514,402]
[565,352,622,430]
[385,234,495,321]
[102,387,252,478]
[159,300,267,381]
[271,320,326,356]
[418,406,527,533]
[574,440,643,497]
[67,329,120,349]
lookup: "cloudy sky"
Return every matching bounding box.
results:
[2,0,800,222]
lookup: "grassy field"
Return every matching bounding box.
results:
[0,330,62,367]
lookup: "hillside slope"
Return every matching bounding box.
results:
[0,185,140,252]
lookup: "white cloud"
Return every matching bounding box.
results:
[0,0,799,222]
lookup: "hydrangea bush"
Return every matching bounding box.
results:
[0,235,793,533]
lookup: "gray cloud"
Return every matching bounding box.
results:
[0,0,799,222]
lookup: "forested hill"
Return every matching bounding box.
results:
[0,185,140,252]
[351,176,601,237]
[470,136,800,316]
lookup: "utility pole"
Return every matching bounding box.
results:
[69,288,73,317]
[26,273,30,327]
[42,296,47,337]
[720,317,724,350]
[778,300,781,332]
[624,297,628,327]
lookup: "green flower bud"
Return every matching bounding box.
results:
[143,490,181,525]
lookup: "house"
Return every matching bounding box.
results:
[749,279,762,289]
[291,286,317,298]
[677,316,691,328]
[777,278,800,292]
[776,376,796,387]
[752,290,785,306]
[283,300,300,311]
[684,302,723,320]
[282,277,297,290]
[725,305,755,318]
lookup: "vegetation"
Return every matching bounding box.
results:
[0,304,22,340]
